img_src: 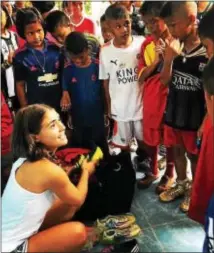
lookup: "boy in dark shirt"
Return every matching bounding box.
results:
[158,2,208,212]
[61,32,107,155]
[14,7,62,113]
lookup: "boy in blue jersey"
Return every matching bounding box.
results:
[13,7,62,112]
[61,32,108,155]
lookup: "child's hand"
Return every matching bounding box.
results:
[164,38,184,61]
[60,92,71,111]
[155,39,166,58]
[82,159,97,176]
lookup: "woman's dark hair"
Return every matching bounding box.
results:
[62,1,69,9]
[65,31,88,55]
[16,7,45,39]
[45,10,70,34]
[1,6,13,29]
[12,104,55,162]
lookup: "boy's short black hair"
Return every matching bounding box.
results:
[45,10,69,34]
[65,32,88,55]
[139,1,167,17]
[31,1,55,15]
[105,3,129,21]
[203,57,214,96]
[198,7,214,41]
[160,1,197,19]
[1,5,13,29]
[62,1,68,9]
[16,7,45,39]
[100,14,106,23]
[160,1,183,19]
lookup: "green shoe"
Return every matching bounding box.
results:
[100,224,141,244]
[95,213,136,232]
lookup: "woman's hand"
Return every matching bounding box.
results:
[82,159,97,176]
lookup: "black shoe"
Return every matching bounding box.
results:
[137,157,151,172]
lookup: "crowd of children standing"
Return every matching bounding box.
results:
[1,1,214,252]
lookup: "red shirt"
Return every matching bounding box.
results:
[138,36,168,129]
[1,92,13,155]
[70,17,96,35]
[189,117,214,224]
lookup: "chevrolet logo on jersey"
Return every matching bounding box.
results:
[38,73,58,83]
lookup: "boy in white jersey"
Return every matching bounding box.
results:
[99,4,145,154]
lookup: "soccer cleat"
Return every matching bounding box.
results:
[100,224,141,244]
[95,213,136,232]
[159,180,187,202]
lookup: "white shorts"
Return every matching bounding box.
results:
[111,120,143,147]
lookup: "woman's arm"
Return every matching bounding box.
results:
[44,159,96,207]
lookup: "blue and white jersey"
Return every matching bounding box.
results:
[62,59,104,127]
[14,40,62,111]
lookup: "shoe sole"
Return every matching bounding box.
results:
[137,177,159,190]
[179,205,189,213]
[159,194,185,203]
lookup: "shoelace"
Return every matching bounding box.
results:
[168,184,184,197]
[183,187,192,205]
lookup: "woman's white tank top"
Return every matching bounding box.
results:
[2,158,55,252]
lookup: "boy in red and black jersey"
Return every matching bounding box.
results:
[159,2,208,212]
[137,1,175,192]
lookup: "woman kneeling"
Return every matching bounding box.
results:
[2,104,97,252]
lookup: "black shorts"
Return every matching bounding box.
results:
[11,241,28,253]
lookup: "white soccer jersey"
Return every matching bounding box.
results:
[99,36,145,122]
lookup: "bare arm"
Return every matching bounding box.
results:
[139,59,160,84]
[45,159,96,207]
[16,81,27,107]
[160,39,184,86]
[160,59,173,86]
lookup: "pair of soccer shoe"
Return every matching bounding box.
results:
[95,213,141,245]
